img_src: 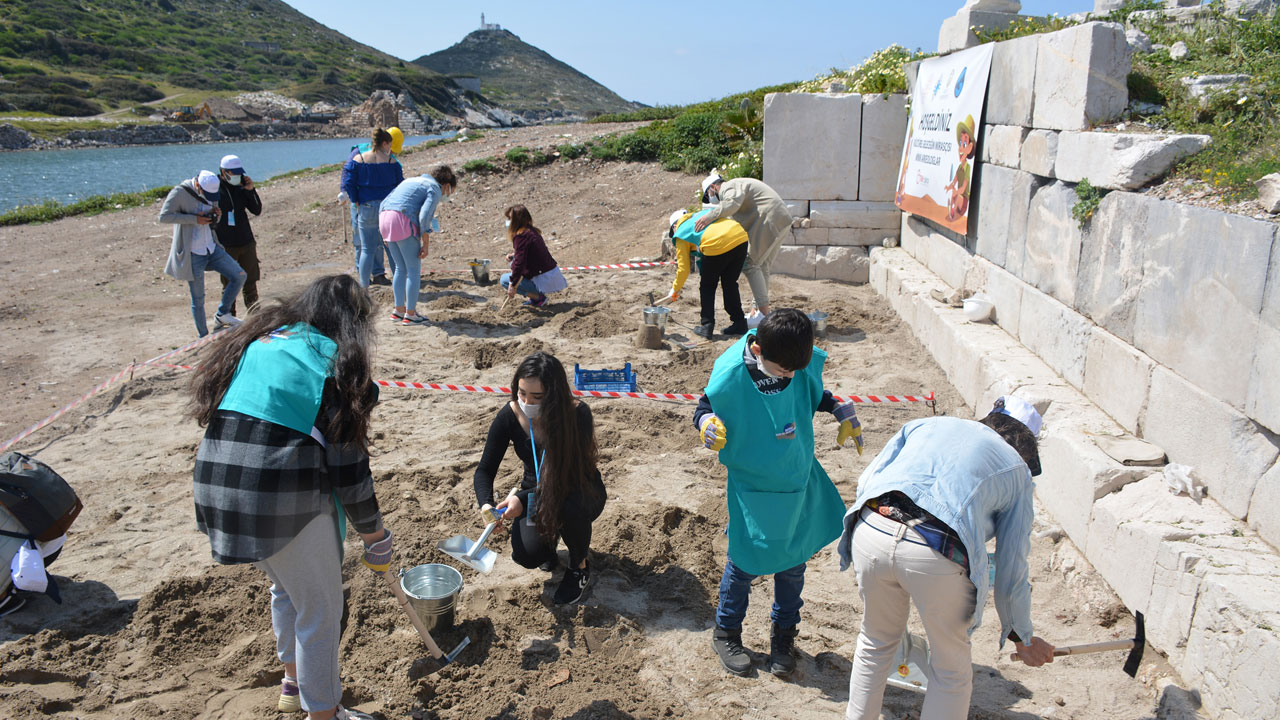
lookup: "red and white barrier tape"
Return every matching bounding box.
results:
[1,332,224,453]
[375,379,933,405]
[424,260,673,276]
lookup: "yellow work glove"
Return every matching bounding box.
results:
[361,529,394,573]
[698,414,727,452]
[833,402,864,455]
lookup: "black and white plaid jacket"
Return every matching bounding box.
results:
[194,410,383,565]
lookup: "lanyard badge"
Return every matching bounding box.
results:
[776,421,797,440]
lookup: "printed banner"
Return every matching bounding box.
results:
[894,43,994,235]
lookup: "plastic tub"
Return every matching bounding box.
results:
[400,564,464,632]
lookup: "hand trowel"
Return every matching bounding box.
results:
[437,505,507,573]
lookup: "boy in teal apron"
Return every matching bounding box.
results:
[692,308,863,677]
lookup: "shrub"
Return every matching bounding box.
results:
[462,157,497,174]
[799,45,932,95]
[556,143,587,160]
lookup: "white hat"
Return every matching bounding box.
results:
[220,154,244,172]
[668,209,688,228]
[992,395,1042,436]
[701,171,724,194]
[197,170,220,194]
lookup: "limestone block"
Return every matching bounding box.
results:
[1017,284,1092,390]
[1180,74,1251,107]
[972,164,1038,273]
[783,200,810,218]
[771,244,816,279]
[1223,0,1280,18]
[1033,23,1131,131]
[1076,193,1274,407]
[1056,132,1211,190]
[1169,41,1189,60]
[1083,326,1154,434]
[899,214,932,268]
[987,34,1039,127]
[815,246,870,284]
[982,260,1025,334]
[1250,462,1280,550]
[1257,173,1280,213]
[1022,181,1085,306]
[859,94,908,202]
[810,201,901,229]
[1183,571,1280,720]
[980,124,1029,168]
[965,0,1021,11]
[939,10,1021,54]
[1037,428,1155,545]
[1086,475,1239,613]
[869,247,890,295]
[1143,366,1280,519]
[923,233,973,293]
[828,228,895,247]
[1126,28,1154,54]
[763,92,862,201]
[790,228,830,246]
[1020,129,1059,178]
[1093,0,1126,10]
[1249,319,1280,434]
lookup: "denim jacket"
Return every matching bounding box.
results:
[837,416,1035,644]
[378,175,442,237]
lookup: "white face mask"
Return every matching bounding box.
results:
[518,398,540,419]
[224,173,242,186]
[504,219,511,228]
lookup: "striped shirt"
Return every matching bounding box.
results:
[194,409,383,565]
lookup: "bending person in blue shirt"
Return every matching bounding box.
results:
[838,395,1056,720]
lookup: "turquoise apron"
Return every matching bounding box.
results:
[705,333,844,576]
[217,323,347,551]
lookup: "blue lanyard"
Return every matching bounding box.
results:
[529,429,546,486]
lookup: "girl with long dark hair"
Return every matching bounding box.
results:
[190,274,390,720]
[498,204,568,307]
[472,352,606,604]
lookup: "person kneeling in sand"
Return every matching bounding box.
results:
[473,352,606,605]
[694,309,864,677]
[190,274,392,720]
[500,205,567,308]
[838,396,1056,720]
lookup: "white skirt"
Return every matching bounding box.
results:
[531,266,568,295]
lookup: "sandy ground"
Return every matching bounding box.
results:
[0,124,1188,719]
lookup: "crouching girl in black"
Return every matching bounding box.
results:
[473,352,606,604]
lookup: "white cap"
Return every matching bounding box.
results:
[197,170,220,193]
[701,171,724,194]
[668,209,687,228]
[219,154,243,171]
[992,395,1042,436]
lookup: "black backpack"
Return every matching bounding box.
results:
[0,452,82,542]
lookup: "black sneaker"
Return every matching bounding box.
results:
[553,561,590,605]
[711,625,752,676]
[724,319,748,336]
[767,623,798,676]
[693,322,714,339]
[0,592,27,618]
[371,274,392,286]
[539,555,560,573]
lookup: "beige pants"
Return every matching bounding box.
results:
[742,226,789,310]
[846,508,976,720]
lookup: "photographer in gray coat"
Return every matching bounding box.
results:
[159,171,246,337]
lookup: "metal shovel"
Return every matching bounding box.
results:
[382,572,470,669]
[437,506,507,574]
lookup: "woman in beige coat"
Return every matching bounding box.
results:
[694,172,794,317]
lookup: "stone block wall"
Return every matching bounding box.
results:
[762,92,908,285]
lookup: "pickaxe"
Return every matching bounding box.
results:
[1011,611,1145,677]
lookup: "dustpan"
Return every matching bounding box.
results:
[887,630,931,693]
[437,506,506,573]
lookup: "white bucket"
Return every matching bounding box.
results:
[400,564,463,632]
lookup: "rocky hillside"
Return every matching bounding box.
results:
[413,29,641,120]
[0,0,470,118]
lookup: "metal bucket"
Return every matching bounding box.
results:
[808,310,829,338]
[642,306,670,330]
[400,564,464,632]
[469,259,492,286]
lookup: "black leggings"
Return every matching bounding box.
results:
[699,243,748,326]
[510,474,606,569]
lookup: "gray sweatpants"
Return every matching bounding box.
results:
[254,511,344,713]
[743,226,790,310]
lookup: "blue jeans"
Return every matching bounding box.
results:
[188,245,246,337]
[384,236,422,312]
[500,272,541,298]
[715,557,806,630]
[353,203,392,283]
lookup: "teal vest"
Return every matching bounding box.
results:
[673,209,714,248]
[218,323,338,436]
[705,333,844,575]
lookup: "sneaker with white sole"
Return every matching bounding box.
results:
[553,560,590,605]
[0,592,26,618]
[401,313,429,325]
[277,679,301,713]
[335,706,376,720]
[214,312,242,330]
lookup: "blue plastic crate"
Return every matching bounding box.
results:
[574,363,638,392]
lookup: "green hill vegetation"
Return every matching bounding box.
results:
[0,0,464,116]
[413,29,639,118]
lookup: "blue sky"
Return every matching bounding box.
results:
[282,1,1096,107]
